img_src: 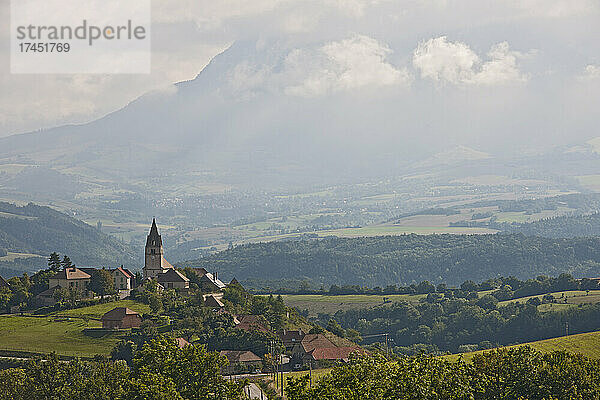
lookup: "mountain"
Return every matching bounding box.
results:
[0,40,427,194]
[416,145,491,168]
[179,234,600,289]
[0,202,139,276]
[0,39,599,202]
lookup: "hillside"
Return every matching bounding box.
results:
[0,202,139,276]
[501,212,600,238]
[180,234,600,288]
[0,300,150,357]
[448,331,600,362]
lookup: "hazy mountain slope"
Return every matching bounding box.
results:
[0,202,139,275]
[180,234,600,288]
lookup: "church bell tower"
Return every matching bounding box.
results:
[143,218,165,279]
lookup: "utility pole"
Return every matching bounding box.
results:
[385,333,389,357]
[309,361,312,388]
[566,322,569,337]
[361,333,392,358]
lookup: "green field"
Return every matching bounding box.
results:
[0,300,150,357]
[445,331,600,362]
[499,290,600,310]
[281,294,426,316]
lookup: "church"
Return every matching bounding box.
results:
[143,218,175,279]
[143,219,227,292]
[143,219,190,290]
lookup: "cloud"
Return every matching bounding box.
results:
[579,65,600,81]
[285,34,411,97]
[412,36,478,84]
[413,36,528,86]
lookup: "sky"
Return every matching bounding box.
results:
[1,0,599,152]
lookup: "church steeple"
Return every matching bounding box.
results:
[146,218,162,247]
[143,218,168,279]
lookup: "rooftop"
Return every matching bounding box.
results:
[101,307,141,321]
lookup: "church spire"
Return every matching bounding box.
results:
[146,218,162,247]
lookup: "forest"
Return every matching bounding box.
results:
[181,234,600,288]
[0,202,138,273]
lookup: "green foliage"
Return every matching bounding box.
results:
[331,295,600,353]
[0,338,244,400]
[89,268,115,297]
[181,234,600,288]
[47,252,61,272]
[0,201,139,274]
[131,337,244,400]
[286,348,600,400]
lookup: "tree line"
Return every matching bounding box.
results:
[287,347,600,400]
[181,234,600,288]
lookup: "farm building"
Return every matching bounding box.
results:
[36,286,62,306]
[101,307,142,329]
[280,329,305,350]
[219,350,262,374]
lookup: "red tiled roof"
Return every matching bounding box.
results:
[301,334,336,353]
[101,307,140,321]
[113,267,135,279]
[235,315,270,333]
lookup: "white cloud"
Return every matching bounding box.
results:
[413,36,528,86]
[470,42,528,85]
[579,65,600,81]
[412,36,478,84]
[285,34,411,97]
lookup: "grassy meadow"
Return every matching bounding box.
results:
[281,294,426,316]
[0,300,150,357]
[445,331,600,362]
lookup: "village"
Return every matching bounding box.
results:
[0,219,362,377]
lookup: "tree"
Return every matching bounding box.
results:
[326,319,345,337]
[89,268,115,298]
[47,252,61,272]
[61,255,74,270]
[131,337,244,400]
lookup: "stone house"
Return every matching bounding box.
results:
[111,267,135,290]
[49,267,91,291]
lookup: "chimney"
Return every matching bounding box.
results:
[215,271,218,281]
